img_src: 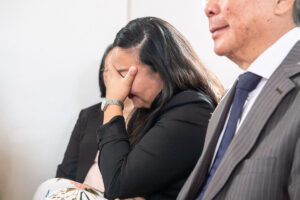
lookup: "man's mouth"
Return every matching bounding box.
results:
[210,25,229,39]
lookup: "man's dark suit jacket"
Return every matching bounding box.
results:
[56,103,103,183]
[177,42,300,200]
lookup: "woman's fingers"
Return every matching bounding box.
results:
[124,66,137,86]
[105,62,119,77]
[104,66,137,102]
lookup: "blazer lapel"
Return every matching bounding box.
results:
[203,41,300,200]
[181,83,237,199]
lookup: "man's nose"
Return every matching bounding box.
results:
[204,0,220,18]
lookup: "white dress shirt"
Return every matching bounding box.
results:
[209,27,300,170]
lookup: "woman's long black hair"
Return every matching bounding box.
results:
[98,44,113,98]
[113,17,224,143]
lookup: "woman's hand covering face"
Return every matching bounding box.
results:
[103,60,137,102]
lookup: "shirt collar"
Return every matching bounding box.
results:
[247,27,300,79]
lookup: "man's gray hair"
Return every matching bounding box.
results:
[294,0,300,25]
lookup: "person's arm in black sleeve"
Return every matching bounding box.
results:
[98,101,212,199]
[56,110,86,180]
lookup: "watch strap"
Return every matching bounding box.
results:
[101,98,124,111]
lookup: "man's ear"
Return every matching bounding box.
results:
[274,0,295,16]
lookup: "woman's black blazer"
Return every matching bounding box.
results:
[98,90,216,200]
[56,103,103,182]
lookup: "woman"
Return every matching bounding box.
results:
[56,44,133,190]
[33,45,134,200]
[98,17,223,200]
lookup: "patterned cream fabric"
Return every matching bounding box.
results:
[33,178,105,200]
[33,178,145,200]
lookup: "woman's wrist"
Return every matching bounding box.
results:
[103,104,123,124]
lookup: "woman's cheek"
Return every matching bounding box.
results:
[129,80,137,95]
[130,75,141,93]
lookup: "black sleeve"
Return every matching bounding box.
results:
[56,110,86,180]
[97,102,213,199]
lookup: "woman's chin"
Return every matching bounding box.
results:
[131,98,149,109]
[132,102,144,108]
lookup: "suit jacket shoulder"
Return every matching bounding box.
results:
[56,102,103,182]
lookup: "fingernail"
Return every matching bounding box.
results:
[130,66,137,74]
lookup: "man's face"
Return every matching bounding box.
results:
[204,0,276,59]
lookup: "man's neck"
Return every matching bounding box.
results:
[228,25,296,70]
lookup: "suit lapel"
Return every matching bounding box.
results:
[203,41,300,200]
[181,82,237,199]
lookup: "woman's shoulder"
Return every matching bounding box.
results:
[82,103,101,112]
[162,90,215,112]
[156,90,216,124]
[79,102,102,119]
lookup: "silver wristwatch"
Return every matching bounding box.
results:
[101,98,124,111]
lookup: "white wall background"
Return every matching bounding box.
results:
[0,1,241,199]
